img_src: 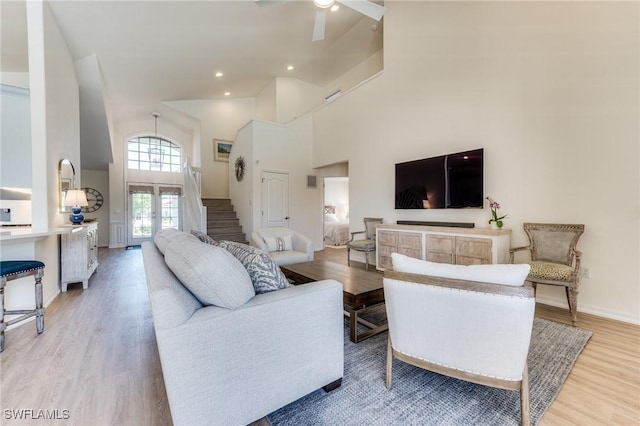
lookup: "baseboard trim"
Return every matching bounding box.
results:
[535,295,640,325]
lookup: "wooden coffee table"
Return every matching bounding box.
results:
[281,260,387,343]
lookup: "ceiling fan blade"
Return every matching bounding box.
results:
[338,0,387,21]
[312,9,327,41]
[254,0,292,8]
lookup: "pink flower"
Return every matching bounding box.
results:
[486,196,507,227]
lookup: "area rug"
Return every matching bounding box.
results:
[267,315,592,426]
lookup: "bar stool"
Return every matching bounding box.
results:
[0,260,45,352]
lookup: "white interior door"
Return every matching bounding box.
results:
[261,171,290,228]
[127,183,182,246]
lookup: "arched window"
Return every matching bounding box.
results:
[127,136,181,173]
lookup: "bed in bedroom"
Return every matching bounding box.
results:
[324,206,350,246]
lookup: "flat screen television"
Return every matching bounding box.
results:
[395,148,483,209]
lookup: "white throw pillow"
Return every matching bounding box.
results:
[391,253,530,287]
[263,235,293,252]
[165,238,255,309]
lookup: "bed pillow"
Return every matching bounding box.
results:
[220,241,291,294]
[164,238,255,308]
[325,213,339,223]
[263,235,293,252]
[391,253,530,287]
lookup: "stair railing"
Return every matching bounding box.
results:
[183,162,207,233]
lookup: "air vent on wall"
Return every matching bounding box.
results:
[307,175,318,189]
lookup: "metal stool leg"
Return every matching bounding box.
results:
[35,268,45,334]
[1,277,6,352]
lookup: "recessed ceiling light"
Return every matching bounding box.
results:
[330,4,339,12]
[215,71,223,78]
[287,65,294,71]
[224,92,231,96]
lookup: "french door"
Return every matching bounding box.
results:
[127,183,182,246]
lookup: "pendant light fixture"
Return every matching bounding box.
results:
[148,112,164,168]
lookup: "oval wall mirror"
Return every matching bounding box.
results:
[59,159,76,213]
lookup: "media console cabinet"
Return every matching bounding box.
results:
[375,224,511,271]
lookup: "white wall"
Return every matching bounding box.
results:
[311,2,640,323]
[108,115,194,247]
[1,0,82,318]
[276,78,324,124]
[230,116,323,250]
[80,169,109,246]
[256,80,276,122]
[323,49,383,101]
[165,98,256,198]
[1,84,32,189]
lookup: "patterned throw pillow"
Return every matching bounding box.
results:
[220,241,291,294]
[263,235,293,252]
[191,230,219,246]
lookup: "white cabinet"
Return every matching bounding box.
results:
[376,224,510,271]
[60,223,99,291]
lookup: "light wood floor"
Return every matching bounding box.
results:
[1,247,638,425]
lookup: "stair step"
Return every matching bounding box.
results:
[209,233,248,244]
[202,198,231,207]
[207,219,239,227]
[205,205,234,212]
[208,225,243,235]
[207,210,236,218]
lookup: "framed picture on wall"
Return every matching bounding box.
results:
[214,139,233,162]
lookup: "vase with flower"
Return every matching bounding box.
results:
[486,196,507,229]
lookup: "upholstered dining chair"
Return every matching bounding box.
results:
[509,223,585,325]
[347,217,383,270]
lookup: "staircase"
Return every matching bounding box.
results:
[202,198,248,243]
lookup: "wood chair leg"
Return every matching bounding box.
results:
[385,336,393,389]
[521,362,531,426]
[566,286,579,325]
[347,247,351,266]
[365,252,369,270]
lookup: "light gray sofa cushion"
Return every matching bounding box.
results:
[154,228,182,254]
[165,237,255,308]
[218,240,291,294]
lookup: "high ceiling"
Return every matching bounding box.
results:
[1,0,383,127]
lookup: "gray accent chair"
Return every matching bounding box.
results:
[509,223,585,325]
[347,217,382,270]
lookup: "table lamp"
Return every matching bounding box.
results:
[64,189,88,224]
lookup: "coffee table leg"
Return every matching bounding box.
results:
[347,306,389,343]
[350,309,358,343]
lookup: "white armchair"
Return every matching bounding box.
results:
[252,227,314,266]
[384,254,535,426]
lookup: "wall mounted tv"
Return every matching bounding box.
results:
[395,148,483,209]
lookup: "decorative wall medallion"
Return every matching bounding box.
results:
[81,187,104,213]
[235,156,246,181]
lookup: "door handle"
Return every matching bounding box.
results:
[285,217,290,220]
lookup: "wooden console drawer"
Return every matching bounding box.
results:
[378,231,398,246]
[456,237,492,264]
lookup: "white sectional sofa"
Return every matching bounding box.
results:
[141,231,344,425]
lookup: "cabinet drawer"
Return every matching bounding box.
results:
[427,252,454,264]
[427,235,455,254]
[456,255,490,266]
[379,256,393,270]
[398,233,421,251]
[379,244,397,257]
[456,237,492,263]
[378,231,398,246]
[398,247,421,259]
